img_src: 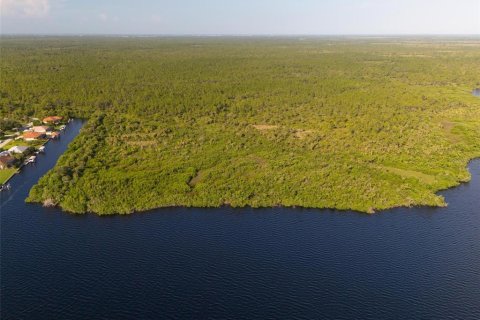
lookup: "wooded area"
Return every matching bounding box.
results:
[1,37,479,214]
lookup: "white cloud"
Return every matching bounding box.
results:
[0,0,50,17]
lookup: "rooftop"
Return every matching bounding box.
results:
[8,146,29,154]
[23,132,45,139]
[43,116,63,123]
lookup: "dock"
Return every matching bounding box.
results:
[26,156,36,164]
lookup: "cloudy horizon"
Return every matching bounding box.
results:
[1,0,479,35]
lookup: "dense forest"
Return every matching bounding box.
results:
[1,36,479,214]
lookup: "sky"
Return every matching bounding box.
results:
[1,0,479,35]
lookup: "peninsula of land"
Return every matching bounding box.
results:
[1,37,479,214]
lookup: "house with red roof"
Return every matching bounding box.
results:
[23,132,46,141]
[43,116,63,124]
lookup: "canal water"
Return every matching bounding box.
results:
[1,119,479,319]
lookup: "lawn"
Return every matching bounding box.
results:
[1,139,47,151]
[0,168,17,185]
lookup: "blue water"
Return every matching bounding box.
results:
[1,119,479,319]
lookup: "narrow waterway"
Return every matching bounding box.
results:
[1,119,479,319]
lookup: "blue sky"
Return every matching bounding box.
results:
[1,0,479,35]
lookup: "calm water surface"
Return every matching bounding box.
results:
[1,119,479,319]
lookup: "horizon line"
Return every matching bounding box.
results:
[1,33,480,37]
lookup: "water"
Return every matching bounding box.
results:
[1,119,479,319]
[473,88,480,97]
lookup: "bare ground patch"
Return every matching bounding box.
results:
[252,124,279,131]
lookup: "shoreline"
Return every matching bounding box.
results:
[0,169,18,187]
[1,122,68,188]
[31,157,480,217]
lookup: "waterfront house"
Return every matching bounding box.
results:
[32,126,52,133]
[23,132,46,141]
[0,155,15,169]
[43,116,63,124]
[8,146,29,154]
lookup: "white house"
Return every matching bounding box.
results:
[32,126,52,133]
[8,146,29,154]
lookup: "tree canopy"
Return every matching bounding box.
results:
[1,37,479,214]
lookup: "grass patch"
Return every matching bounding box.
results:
[378,166,437,185]
[0,169,17,185]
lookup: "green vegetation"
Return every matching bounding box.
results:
[0,119,20,132]
[0,168,17,185]
[1,37,479,214]
[1,139,46,151]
